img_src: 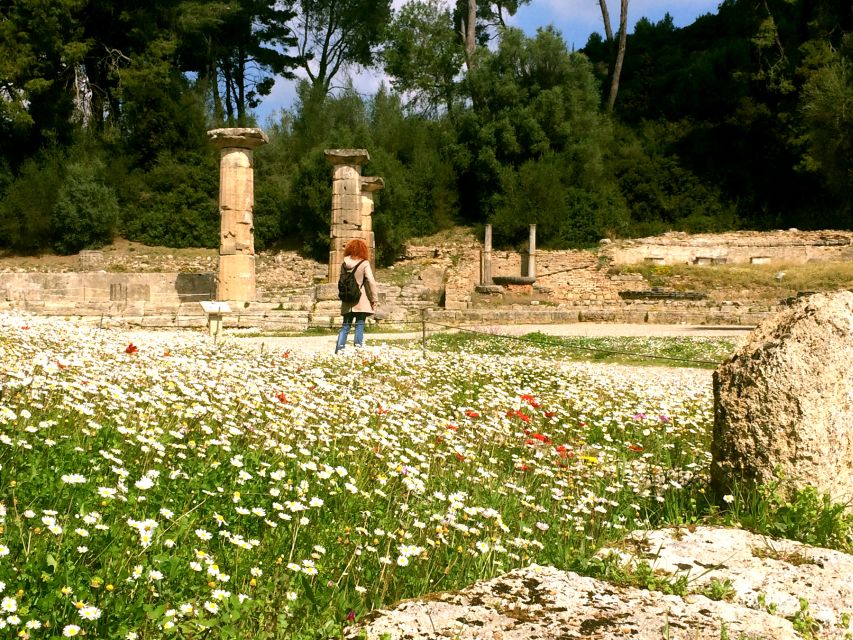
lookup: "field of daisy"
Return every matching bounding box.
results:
[0,314,748,638]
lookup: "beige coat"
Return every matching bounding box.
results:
[340,257,379,315]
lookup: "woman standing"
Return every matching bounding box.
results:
[335,238,379,353]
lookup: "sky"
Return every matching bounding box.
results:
[254,0,722,123]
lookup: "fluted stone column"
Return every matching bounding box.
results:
[360,176,384,269]
[325,149,370,281]
[522,224,537,278]
[481,224,493,285]
[208,127,268,302]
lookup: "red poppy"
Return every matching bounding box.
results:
[377,405,389,415]
[282,350,291,358]
[21,326,29,330]
[628,444,644,452]
[455,452,465,461]
[276,392,288,403]
[464,409,479,419]
[530,432,551,444]
[445,424,458,431]
[163,350,171,357]
[125,343,138,355]
[554,444,574,459]
[544,411,557,419]
[520,393,541,408]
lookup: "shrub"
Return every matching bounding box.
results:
[52,160,120,254]
[121,151,219,248]
[0,154,63,253]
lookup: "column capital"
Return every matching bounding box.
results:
[325,148,370,166]
[208,128,269,150]
[360,176,385,192]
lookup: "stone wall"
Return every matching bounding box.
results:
[0,272,214,310]
[491,250,631,303]
[606,230,853,266]
[443,249,481,310]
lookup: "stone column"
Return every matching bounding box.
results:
[481,224,493,285]
[522,224,537,278]
[325,149,370,282]
[360,176,384,269]
[208,127,268,302]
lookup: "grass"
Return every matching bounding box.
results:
[396,331,740,368]
[1,314,851,639]
[609,261,853,301]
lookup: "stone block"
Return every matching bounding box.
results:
[579,309,618,322]
[712,291,853,506]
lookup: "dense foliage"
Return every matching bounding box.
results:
[0,0,850,260]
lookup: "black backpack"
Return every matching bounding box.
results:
[338,260,365,304]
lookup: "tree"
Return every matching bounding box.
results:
[292,0,392,98]
[0,0,88,163]
[454,0,531,71]
[800,35,853,217]
[457,27,622,244]
[382,0,465,115]
[178,0,301,125]
[598,0,629,111]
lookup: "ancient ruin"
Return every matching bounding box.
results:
[610,229,853,266]
[325,148,369,281]
[360,176,384,269]
[480,224,538,289]
[208,127,268,302]
[2,229,851,330]
[712,290,853,505]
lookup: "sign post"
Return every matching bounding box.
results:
[200,301,232,342]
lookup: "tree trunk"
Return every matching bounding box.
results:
[598,0,613,42]
[606,0,628,112]
[462,0,477,71]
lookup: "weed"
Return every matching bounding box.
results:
[702,577,736,601]
[790,598,821,639]
[727,478,853,552]
[585,554,689,596]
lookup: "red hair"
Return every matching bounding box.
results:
[344,238,370,261]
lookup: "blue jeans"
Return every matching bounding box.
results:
[336,312,368,353]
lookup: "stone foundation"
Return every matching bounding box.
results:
[607,230,853,266]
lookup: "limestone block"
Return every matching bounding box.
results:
[218,254,256,301]
[599,526,853,637]
[712,291,853,505]
[207,127,268,150]
[345,564,797,640]
[315,283,341,302]
[333,227,365,241]
[325,149,370,167]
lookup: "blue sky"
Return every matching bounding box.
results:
[254,0,722,123]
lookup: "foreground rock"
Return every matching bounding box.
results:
[711,290,853,505]
[600,526,853,638]
[346,526,853,640]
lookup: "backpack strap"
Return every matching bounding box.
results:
[341,259,366,274]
